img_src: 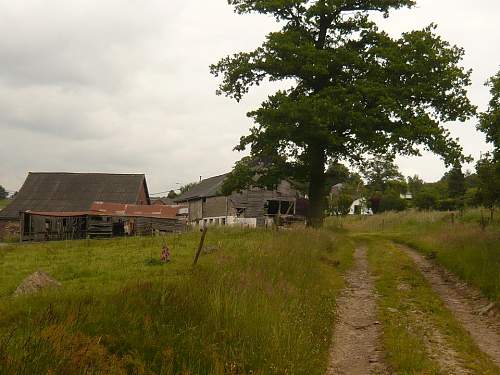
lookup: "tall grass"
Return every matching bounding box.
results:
[366,238,498,374]
[338,209,500,302]
[0,199,10,210]
[0,228,353,374]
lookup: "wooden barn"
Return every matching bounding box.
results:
[174,174,308,228]
[0,172,151,240]
[20,202,185,241]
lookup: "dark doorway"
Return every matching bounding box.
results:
[112,221,125,236]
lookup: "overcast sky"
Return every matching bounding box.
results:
[0,0,498,194]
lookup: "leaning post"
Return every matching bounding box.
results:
[193,226,208,266]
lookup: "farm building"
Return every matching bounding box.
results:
[20,202,185,242]
[151,197,176,206]
[150,197,189,220]
[174,174,307,227]
[329,183,373,215]
[0,172,151,240]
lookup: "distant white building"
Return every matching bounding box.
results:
[349,198,373,215]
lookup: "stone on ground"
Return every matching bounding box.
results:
[14,271,61,296]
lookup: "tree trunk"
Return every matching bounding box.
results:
[307,145,327,228]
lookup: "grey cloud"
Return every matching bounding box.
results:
[0,0,498,192]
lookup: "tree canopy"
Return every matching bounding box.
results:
[212,0,475,226]
[478,71,500,157]
[475,70,500,214]
[360,156,404,193]
[0,185,7,200]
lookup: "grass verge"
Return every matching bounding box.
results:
[0,199,10,210]
[0,228,354,374]
[366,238,499,374]
[339,210,500,302]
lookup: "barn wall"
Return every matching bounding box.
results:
[182,180,303,227]
[135,217,185,235]
[203,197,227,218]
[188,200,203,222]
[229,185,297,220]
[21,215,88,242]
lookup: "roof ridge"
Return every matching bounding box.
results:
[28,172,145,176]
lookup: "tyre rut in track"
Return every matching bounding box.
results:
[327,247,387,375]
[401,244,500,368]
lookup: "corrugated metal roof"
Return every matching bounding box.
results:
[25,211,89,217]
[90,202,181,219]
[25,202,182,219]
[174,174,228,202]
[0,173,149,220]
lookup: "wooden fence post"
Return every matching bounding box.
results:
[193,226,208,266]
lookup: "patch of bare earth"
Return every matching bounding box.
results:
[401,245,500,367]
[409,309,470,374]
[327,247,387,375]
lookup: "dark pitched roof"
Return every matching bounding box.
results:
[174,174,228,202]
[0,172,149,220]
[151,197,176,205]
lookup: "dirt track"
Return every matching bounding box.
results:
[327,247,387,375]
[401,245,500,367]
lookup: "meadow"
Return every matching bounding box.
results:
[0,228,354,374]
[0,199,10,210]
[338,209,500,302]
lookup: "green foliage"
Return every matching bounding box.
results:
[475,154,500,209]
[478,71,500,157]
[378,192,407,213]
[446,165,466,199]
[0,199,10,210]
[221,156,293,196]
[361,156,405,194]
[327,165,365,215]
[212,0,475,225]
[0,229,354,374]
[463,187,479,207]
[179,182,198,194]
[414,189,438,210]
[436,198,461,211]
[325,162,350,188]
[361,156,408,213]
[221,157,256,195]
[167,190,178,199]
[407,175,424,195]
[0,185,7,200]
[329,191,354,216]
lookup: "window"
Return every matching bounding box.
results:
[266,200,280,215]
[266,200,294,215]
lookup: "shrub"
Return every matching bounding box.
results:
[379,193,407,213]
[437,198,462,211]
[414,191,438,210]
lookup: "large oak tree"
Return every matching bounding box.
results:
[476,71,500,215]
[211,0,475,226]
